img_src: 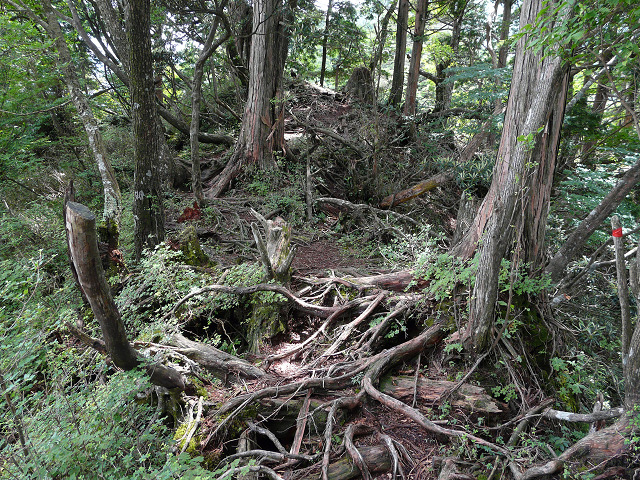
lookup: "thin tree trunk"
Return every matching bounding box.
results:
[319,0,333,87]
[125,0,165,260]
[369,0,398,73]
[42,0,122,232]
[403,0,428,116]
[545,157,640,282]
[190,10,227,206]
[388,0,409,107]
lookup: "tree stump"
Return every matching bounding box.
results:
[250,209,296,283]
[344,66,374,104]
[64,201,185,390]
[248,209,295,353]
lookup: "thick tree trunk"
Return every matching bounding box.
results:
[125,0,165,260]
[459,0,571,351]
[65,201,185,390]
[207,0,292,197]
[42,0,121,231]
[319,0,333,87]
[388,0,409,107]
[545,157,640,282]
[403,0,428,116]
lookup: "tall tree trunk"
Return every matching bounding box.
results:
[190,9,227,206]
[459,0,571,351]
[403,0,428,116]
[125,0,165,260]
[369,0,398,73]
[388,0,409,107]
[319,0,333,87]
[207,0,293,197]
[41,0,122,234]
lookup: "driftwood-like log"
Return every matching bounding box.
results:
[379,171,453,208]
[380,375,504,415]
[303,445,391,480]
[251,209,296,282]
[64,201,185,390]
[167,333,267,381]
[312,271,426,292]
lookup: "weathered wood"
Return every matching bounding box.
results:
[303,445,391,480]
[379,375,504,415]
[65,201,185,390]
[312,270,426,292]
[251,209,296,283]
[168,333,266,381]
[379,171,453,209]
[515,417,631,480]
[315,197,419,227]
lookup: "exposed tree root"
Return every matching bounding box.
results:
[513,416,632,480]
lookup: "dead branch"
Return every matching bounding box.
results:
[164,282,337,320]
[289,110,364,157]
[265,295,380,365]
[290,389,313,456]
[542,407,624,423]
[316,197,419,228]
[322,292,385,357]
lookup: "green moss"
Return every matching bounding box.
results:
[246,300,285,354]
[173,422,202,454]
[178,225,210,267]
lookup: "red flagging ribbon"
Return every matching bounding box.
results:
[612,228,623,238]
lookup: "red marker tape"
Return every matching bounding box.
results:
[612,228,623,238]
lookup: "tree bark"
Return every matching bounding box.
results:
[403,0,428,116]
[319,0,333,87]
[190,9,227,206]
[369,0,398,73]
[388,0,409,107]
[458,0,571,351]
[64,201,185,390]
[207,0,293,197]
[41,0,121,231]
[125,0,165,260]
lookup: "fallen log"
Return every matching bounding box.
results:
[167,333,267,381]
[301,445,391,480]
[379,375,504,415]
[311,271,426,292]
[379,171,453,209]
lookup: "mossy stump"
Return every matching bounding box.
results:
[178,225,210,266]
